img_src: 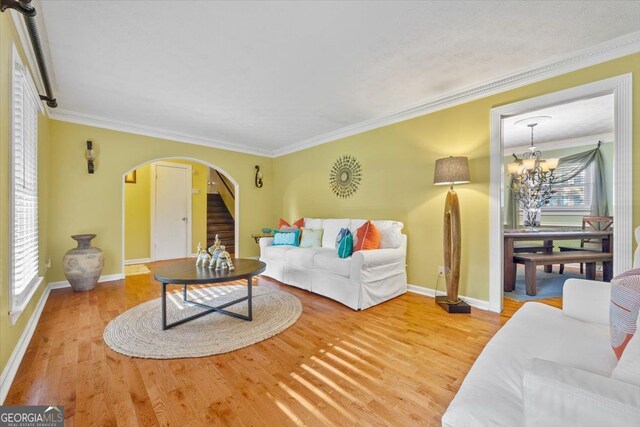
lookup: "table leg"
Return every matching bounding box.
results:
[603,261,613,282]
[183,284,188,301]
[543,239,553,273]
[602,235,612,253]
[585,262,597,280]
[161,282,167,330]
[504,237,515,292]
[525,261,537,296]
[247,275,253,321]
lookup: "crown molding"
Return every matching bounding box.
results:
[48,109,273,157]
[273,30,640,157]
[504,132,614,155]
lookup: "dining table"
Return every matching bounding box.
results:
[503,228,613,292]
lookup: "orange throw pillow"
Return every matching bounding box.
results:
[278,218,304,229]
[354,220,381,252]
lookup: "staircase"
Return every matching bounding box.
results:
[207,194,235,254]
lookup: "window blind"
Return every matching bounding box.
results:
[11,47,41,315]
[546,166,593,211]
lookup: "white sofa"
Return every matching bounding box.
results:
[259,218,407,310]
[442,280,640,426]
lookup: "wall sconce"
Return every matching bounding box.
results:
[255,165,263,188]
[85,140,95,174]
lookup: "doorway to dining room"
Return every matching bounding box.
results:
[488,75,633,313]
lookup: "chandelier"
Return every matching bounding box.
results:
[507,116,559,228]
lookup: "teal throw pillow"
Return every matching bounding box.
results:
[336,228,353,259]
[273,229,300,246]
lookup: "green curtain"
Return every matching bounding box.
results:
[505,143,608,229]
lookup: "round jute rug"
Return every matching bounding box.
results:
[103,285,302,359]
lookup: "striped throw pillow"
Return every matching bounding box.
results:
[611,269,640,359]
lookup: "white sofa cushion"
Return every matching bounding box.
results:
[262,245,294,261]
[285,247,326,267]
[314,250,351,277]
[304,218,323,229]
[523,358,640,427]
[372,220,403,249]
[321,219,351,248]
[442,302,617,427]
[563,279,611,325]
[612,320,640,386]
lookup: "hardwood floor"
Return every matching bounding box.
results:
[6,262,561,426]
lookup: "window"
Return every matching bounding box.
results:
[10,44,42,321]
[545,165,593,213]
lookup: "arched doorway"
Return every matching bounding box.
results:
[121,157,239,273]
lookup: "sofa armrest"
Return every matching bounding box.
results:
[523,358,640,427]
[258,237,274,257]
[562,278,611,325]
[350,237,407,282]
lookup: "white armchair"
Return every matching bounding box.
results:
[523,358,640,427]
[562,278,611,325]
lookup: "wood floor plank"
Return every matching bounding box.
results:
[5,261,562,426]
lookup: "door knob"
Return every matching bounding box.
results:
[181,217,188,222]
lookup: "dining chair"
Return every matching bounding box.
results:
[559,216,613,275]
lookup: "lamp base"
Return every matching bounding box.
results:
[436,296,471,314]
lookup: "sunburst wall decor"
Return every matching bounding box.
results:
[329,155,362,198]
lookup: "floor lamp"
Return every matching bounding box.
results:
[433,156,471,313]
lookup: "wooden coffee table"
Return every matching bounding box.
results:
[152,258,266,330]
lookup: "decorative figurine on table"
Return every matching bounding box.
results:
[195,243,211,267]
[207,235,235,270]
[208,234,224,263]
[215,250,235,271]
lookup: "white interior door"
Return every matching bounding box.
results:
[153,162,191,260]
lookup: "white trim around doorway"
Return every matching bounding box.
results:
[489,74,633,313]
[121,157,241,277]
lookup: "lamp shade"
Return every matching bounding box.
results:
[433,156,470,185]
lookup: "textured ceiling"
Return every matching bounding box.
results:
[38,1,640,154]
[503,94,614,148]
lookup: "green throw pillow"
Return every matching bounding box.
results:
[300,227,323,248]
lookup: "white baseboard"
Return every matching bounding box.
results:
[48,273,125,289]
[0,283,52,404]
[407,284,491,311]
[124,258,151,265]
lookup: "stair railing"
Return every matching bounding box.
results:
[215,170,235,199]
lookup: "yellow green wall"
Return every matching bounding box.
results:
[0,14,51,382]
[124,164,151,260]
[274,53,640,301]
[47,120,276,282]
[124,160,209,260]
